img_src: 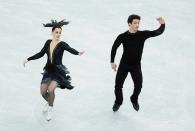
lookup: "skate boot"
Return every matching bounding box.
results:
[42,102,49,113]
[46,106,53,121]
[112,103,120,112]
[130,96,139,111]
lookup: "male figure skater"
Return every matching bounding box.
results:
[111,14,165,112]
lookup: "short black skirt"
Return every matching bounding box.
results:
[41,64,74,89]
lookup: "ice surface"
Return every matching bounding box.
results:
[0,0,194,131]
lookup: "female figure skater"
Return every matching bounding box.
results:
[23,19,84,121]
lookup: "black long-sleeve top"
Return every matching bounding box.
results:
[27,39,79,71]
[111,24,165,65]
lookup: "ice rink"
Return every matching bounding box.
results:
[0,0,194,130]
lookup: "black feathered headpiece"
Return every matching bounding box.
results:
[43,19,69,27]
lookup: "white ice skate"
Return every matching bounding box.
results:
[46,106,53,121]
[42,102,49,113]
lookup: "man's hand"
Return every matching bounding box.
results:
[156,16,165,24]
[111,63,117,72]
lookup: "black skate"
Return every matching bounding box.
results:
[112,103,120,112]
[130,96,139,111]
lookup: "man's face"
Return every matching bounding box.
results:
[129,19,140,32]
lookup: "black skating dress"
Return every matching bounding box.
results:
[27,39,79,89]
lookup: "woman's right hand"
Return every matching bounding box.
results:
[111,63,117,72]
[79,50,85,56]
[23,59,28,67]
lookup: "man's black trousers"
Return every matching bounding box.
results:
[114,63,143,105]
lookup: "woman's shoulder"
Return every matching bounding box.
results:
[43,39,52,46]
[60,41,67,44]
[45,39,52,43]
[40,39,51,48]
[60,41,69,46]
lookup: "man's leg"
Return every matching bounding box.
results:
[130,64,143,111]
[113,64,128,111]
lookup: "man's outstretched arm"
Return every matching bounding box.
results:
[144,16,165,38]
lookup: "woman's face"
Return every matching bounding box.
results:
[52,28,62,41]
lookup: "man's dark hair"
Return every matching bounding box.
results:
[127,14,141,24]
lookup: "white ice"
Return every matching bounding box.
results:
[0,0,195,131]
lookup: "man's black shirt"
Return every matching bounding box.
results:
[111,24,165,65]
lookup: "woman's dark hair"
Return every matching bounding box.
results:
[51,26,62,32]
[127,14,141,24]
[43,19,69,32]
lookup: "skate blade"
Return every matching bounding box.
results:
[47,118,52,121]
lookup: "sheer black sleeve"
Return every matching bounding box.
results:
[62,42,79,55]
[27,40,49,61]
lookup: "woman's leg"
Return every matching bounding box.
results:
[47,80,58,106]
[40,83,49,102]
